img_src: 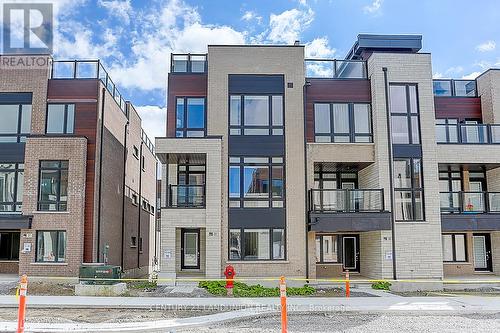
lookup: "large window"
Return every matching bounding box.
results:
[394,158,424,221]
[229,95,283,135]
[314,103,372,143]
[390,84,420,144]
[176,97,206,137]
[46,104,75,134]
[442,234,466,262]
[229,157,284,208]
[0,163,24,213]
[315,234,338,263]
[229,228,285,260]
[0,232,20,261]
[38,161,68,211]
[0,104,31,142]
[36,230,66,262]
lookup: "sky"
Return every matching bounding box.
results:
[2,0,500,141]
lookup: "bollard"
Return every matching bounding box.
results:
[345,270,350,298]
[17,274,28,333]
[279,276,287,333]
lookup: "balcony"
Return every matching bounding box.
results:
[433,79,477,97]
[305,59,367,79]
[170,54,207,73]
[168,185,205,208]
[308,189,390,232]
[440,191,500,214]
[436,123,500,144]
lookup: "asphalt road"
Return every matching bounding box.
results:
[178,312,500,332]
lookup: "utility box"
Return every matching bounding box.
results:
[79,264,121,285]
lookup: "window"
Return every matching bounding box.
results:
[38,161,69,211]
[0,104,31,142]
[176,97,206,137]
[131,236,137,247]
[36,231,66,262]
[313,103,372,143]
[315,234,338,263]
[436,119,459,143]
[133,146,139,159]
[0,232,20,261]
[389,84,420,144]
[394,158,424,221]
[132,193,138,206]
[141,156,145,171]
[229,228,285,260]
[442,234,467,262]
[229,157,284,208]
[139,237,143,253]
[229,95,284,136]
[46,104,75,134]
[0,163,24,213]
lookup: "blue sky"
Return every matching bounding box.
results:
[3,0,500,139]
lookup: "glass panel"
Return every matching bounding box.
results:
[391,116,409,144]
[272,96,283,126]
[46,105,65,134]
[243,229,270,260]
[454,80,476,97]
[271,166,283,198]
[244,128,269,135]
[491,125,500,143]
[489,193,500,212]
[332,104,349,134]
[271,157,283,163]
[20,105,32,133]
[314,104,330,134]
[36,231,57,262]
[272,128,283,135]
[272,229,285,260]
[229,166,240,198]
[183,232,198,267]
[57,231,66,262]
[0,170,15,203]
[335,60,366,79]
[305,60,334,78]
[315,236,321,262]
[414,191,423,220]
[315,136,331,143]
[0,105,19,134]
[393,160,411,188]
[354,104,370,134]
[433,80,452,96]
[229,229,241,260]
[463,192,485,212]
[176,98,184,128]
[230,128,241,135]
[243,166,269,198]
[230,96,241,126]
[411,116,420,144]
[190,55,206,73]
[390,85,407,113]
[186,130,204,137]
[243,157,268,163]
[442,235,453,261]
[60,170,68,206]
[66,105,75,133]
[322,235,338,262]
[52,62,74,78]
[394,191,413,220]
[333,136,350,143]
[172,55,188,72]
[408,86,418,114]
[454,234,466,261]
[244,96,269,126]
[243,200,269,207]
[413,159,422,188]
[187,98,205,128]
[16,171,23,202]
[76,62,98,78]
[39,169,59,210]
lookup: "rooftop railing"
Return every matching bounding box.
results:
[305,59,367,79]
[170,54,207,73]
[436,122,500,144]
[141,129,155,154]
[433,79,477,97]
[440,191,500,213]
[50,60,127,115]
[309,189,385,212]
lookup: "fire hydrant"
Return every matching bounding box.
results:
[224,265,235,296]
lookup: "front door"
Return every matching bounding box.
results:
[342,235,359,272]
[181,229,200,269]
[473,234,492,272]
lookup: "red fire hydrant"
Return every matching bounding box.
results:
[224,265,235,296]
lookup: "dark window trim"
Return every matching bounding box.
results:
[0,163,24,213]
[315,234,340,264]
[37,160,69,212]
[228,227,286,261]
[394,157,425,222]
[45,103,75,135]
[0,231,20,261]
[0,102,31,143]
[175,96,207,137]
[35,230,66,263]
[442,233,468,262]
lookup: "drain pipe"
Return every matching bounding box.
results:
[120,120,129,270]
[303,81,311,281]
[96,87,106,262]
[383,67,397,280]
[137,142,144,269]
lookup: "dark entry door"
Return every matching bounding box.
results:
[342,235,359,272]
[181,229,200,269]
[473,233,492,272]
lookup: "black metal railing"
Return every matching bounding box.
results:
[436,123,500,144]
[309,189,385,212]
[433,79,477,97]
[168,184,205,208]
[305,59,367,79]
[170,54,207,73]
[440,191,500,213]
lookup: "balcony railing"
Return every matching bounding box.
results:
[436,123,500,144]
[440,191,500,213]
[168,184,205,208]
[433,79,477,97]
[50,60,127,116]
[170,54,207,73]
[309,189,385,212]
[305,59,367,79]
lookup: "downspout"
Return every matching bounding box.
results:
[96,87,106,262]
[154,160,159,270]
[303,82,310,280]
[137,142,144,269]
[383,67,397,280]
[120,120,129,270]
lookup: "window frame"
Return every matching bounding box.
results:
[228,227,286,261]
[45,103,75,135]
[442,233,467,262]
[175,96,207,137]
[0,103,31,143]
[35,230,67,263]
[315,234,340,264]
[0,232,20,261]
[313,102,373,143]
[0,163,24,213]
[229,94,285,136]
[37,160,69,212]
[389,84,421,145]
[393,157,425,222]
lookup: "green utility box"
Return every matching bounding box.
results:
[79,264,121,285]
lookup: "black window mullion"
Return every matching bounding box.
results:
[329,103,334,142]
[63,104,68,134]
[17,104,22,143]
[349,103,355,143]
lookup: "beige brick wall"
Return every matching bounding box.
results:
[359,230,393,279]
[492,232,500,275]
[477,69,500,124]
[20,137,87,276]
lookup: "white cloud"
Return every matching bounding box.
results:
[445,66,464,75]
[136,105,167,140]
[305,37,336,58]
[476,40,496,52]
[268,7,314,44]
[433,72,444,79]
[98,0,132,24]
[462,72,482,80]
[363,0,383,14]
[241,10,262,24]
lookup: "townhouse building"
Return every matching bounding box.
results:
[156,34,500,285]
[0,56,156,277]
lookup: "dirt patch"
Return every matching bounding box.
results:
[7,282,75,296]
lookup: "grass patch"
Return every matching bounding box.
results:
[128,280,157,290]
[198,281,315,297]
[371,281,391,291]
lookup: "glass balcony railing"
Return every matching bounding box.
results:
[305,59,367,79]
[170,54,207,73]
[433,79,477,97]
[309,189,384,212]
[168,185,205,208]
[440,191,500,213]
[436,123,500,144]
